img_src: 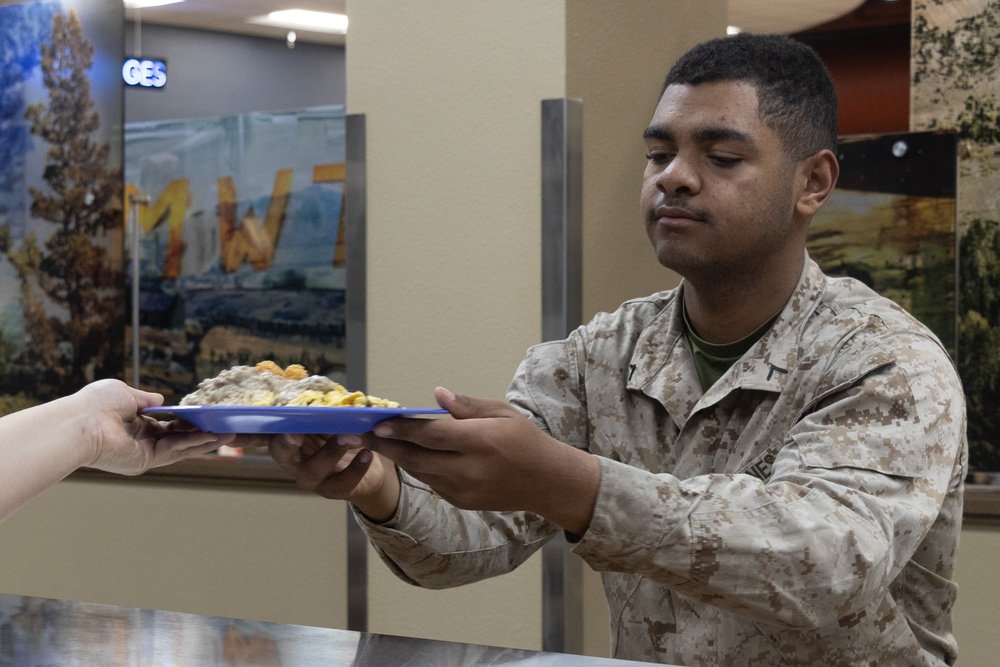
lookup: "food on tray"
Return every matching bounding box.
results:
[180,362,400,408]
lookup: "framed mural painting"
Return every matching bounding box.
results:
[910,1,1000,520]
[808,130,1000,522]
[115,105,351,486]
[0,0,125,413]
[808,131,957,356]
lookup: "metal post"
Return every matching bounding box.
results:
[540,98,584,654]
[344,112,369,633]
[128,193,150,388]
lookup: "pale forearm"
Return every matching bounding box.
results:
[0,380,230,523]
[0,395,92,522]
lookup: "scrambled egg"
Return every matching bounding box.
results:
[285,389,399,408]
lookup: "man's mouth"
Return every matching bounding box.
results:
[653,204,703,224]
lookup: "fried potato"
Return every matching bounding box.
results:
[255,360,285,376]
[283,364,309,380]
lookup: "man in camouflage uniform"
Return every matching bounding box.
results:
[269,33,967,666]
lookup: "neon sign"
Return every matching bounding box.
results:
[122,57,167,89]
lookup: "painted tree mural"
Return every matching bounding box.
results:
[1,9,123,401]
[957,219,1000,471]
[913,0,1000,473]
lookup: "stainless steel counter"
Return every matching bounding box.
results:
[0,592,663,666]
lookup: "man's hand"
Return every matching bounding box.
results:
[343,387,600,535]
[265,433,401,522]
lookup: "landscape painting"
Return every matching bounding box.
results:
[0,0,124,414]
[912,0,1000,475]
[808,131,958,356]
[124,105,348,405]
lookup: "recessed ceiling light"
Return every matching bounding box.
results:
[248,9,348,35]
[123,0,185,8]
[727,25,742,35]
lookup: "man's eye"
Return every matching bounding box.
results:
[709,155,741,167]
[645,152,672,164]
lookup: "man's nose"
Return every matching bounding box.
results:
[656,155,700,195]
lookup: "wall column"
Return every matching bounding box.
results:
[346,0,724,654]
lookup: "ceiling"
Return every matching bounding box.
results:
[729,0,867,34]
[126,0,347,45]
[126,0,872,46]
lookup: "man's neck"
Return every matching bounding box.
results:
[682,252,804,344]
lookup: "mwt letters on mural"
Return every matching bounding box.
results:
[124,106,350,404]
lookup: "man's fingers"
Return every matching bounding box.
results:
[369,412,475,449]
[361,388,514,448]
[309,451,374,500]
[434,387,514,420]
[283,438,366,487]
[299,434,329,458]
[275,440,376,500]
[360,432,461,476]
[269,439,303,468]
[364,435,420,470]
[267,434,328,467]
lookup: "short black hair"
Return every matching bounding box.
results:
[663,33,838,158]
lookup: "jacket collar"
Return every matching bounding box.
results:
[627,253,828,426]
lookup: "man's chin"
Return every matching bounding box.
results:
[653,249,712,279]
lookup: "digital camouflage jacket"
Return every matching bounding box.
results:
[356,256,967,666]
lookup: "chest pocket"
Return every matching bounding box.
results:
[737,443,781,482]
[789,357,929,478]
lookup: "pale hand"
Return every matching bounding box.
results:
[74,379,232,475]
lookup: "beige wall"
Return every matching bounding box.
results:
[566,1,722,315]
[347,0,566,650]
[954,524,1000,665]
[0,478,349,628]
[347,0,723,653]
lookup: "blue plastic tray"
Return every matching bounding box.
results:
[143,405,448,434]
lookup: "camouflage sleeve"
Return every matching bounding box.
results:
[506,332,591,449]
[350,338,587,589]
[573,326,966,628]
[352,471,558,588]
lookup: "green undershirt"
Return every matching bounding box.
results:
[682,303,781,392]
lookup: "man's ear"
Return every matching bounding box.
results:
[795,149,839,218]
